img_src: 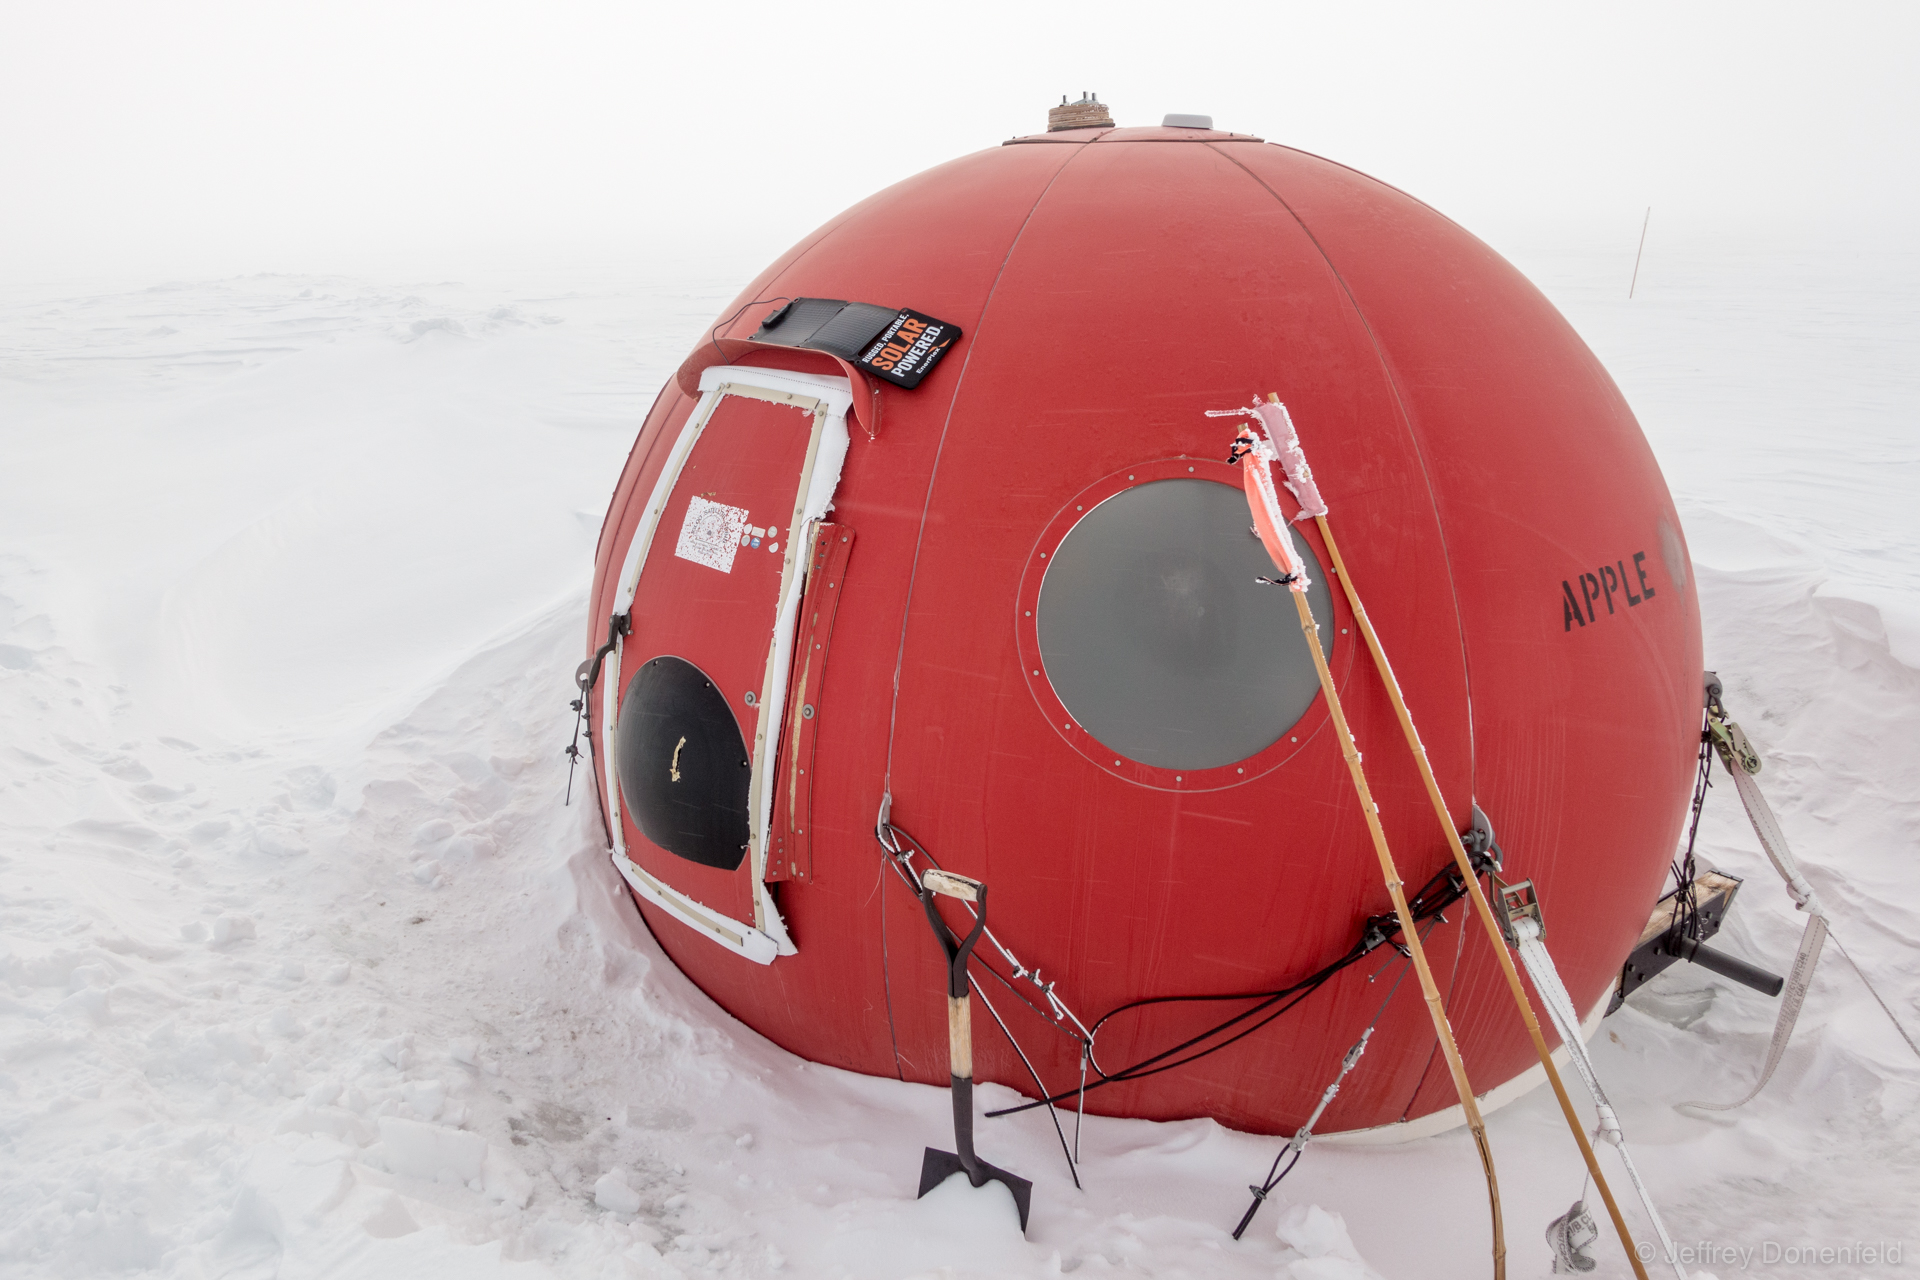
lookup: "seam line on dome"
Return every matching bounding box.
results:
[1208,142,1479,798]
[874,140,1092,1082]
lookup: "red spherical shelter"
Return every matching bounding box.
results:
[583,118,1701,1137]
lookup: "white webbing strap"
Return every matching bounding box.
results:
[1727,766,1824,917]
[1514,919,1688,1280]
[1686,910,1826,1113]
[1688,766,1918,1110]
[1546,1198,1600,1274]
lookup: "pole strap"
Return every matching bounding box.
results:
[1240,388,1647,1280]
[1685,737,1919,1108]
[1514,919,1687,1280]
[1226,411,1506,1279]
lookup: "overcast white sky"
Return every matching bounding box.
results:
[3,1,1915,281]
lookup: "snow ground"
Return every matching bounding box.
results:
[1,241,1916,1279]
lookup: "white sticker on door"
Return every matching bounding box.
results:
[674,496,751,573]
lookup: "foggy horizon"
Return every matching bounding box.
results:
[5,1,1915,287]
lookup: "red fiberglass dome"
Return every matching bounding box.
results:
[580,112,1701,1139]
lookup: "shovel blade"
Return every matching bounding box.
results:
[917,1148,1033,1232]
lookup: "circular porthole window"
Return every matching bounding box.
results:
[1035,478,1335,770]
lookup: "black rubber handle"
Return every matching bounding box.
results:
[922,881,988,999]
[950,1073,983,1180]
[1669,936,1786,997]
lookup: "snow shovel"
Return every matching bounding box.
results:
[915,868,1033,1232]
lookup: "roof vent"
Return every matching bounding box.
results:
[1162,113,1213,130]
[1049,93,1114,132]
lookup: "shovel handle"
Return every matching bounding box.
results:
[919,870,989,999]
[948,993,973,1080]
[913,870,1031,1227]
[922,869,982,901]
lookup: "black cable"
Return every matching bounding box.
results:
[998,906,1456,1121]
[875,818,1487,1122]
[1082,955,1359,1078]
[1665,717,1715,951]
[993,952,1425,1115]
[708,296,792,366]
[1232,1148,1302,1240]
[970,974,1082,1189]
[1078,983,1334,1091]
[877,858,905,1081]
[1069,856,1478,1086]
[1231,921,1432,1240]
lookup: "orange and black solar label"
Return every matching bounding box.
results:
[855,309,959,389]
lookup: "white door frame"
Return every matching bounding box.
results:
[602,364,853,964]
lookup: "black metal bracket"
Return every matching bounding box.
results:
[1608,869,1783,1011]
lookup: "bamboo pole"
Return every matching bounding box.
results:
[1283,583,1507,1279]
[1310,506,1651,1280]
[1235,432,1506,1278]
